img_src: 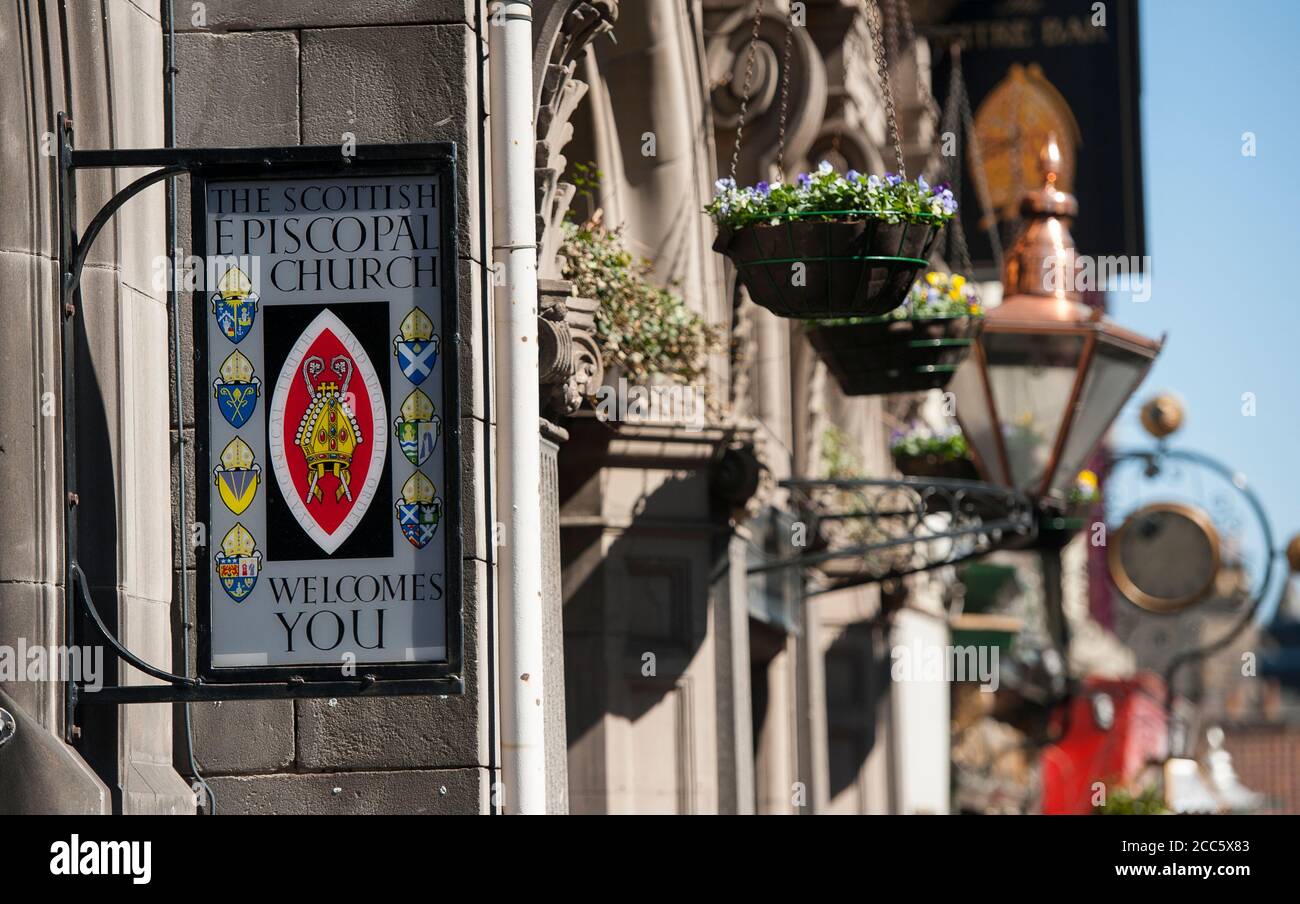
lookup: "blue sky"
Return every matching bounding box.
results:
[1106,0,1300,615]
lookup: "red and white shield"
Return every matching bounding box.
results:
[268,309,388,554]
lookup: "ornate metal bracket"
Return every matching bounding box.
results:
[747,475,1037,593]
[1106,445,1285,753]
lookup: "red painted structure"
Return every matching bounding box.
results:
[1041,673,1169,814]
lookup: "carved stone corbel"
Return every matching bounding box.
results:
[539,279,604,421]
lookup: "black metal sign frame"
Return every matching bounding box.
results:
[191,149,463,687]
[57,118,464,710]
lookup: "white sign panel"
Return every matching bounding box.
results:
[197,164,460,681]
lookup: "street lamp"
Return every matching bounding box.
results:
[951,136,1164,505]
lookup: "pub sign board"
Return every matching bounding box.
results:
[924,0,1144,278]
[192,147,461,686]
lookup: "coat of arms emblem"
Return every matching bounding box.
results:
[214,523,262,602]
[269,309,388,555]
[394,389,442,467]
[214,437,262,515]
[211,266,259,344]
[213,350,260,428]
[395,471,442,549]
[393,308,440,385]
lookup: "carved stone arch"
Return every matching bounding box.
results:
[531,1,619,419]
[533,0,619,280]
[705,2,829,185]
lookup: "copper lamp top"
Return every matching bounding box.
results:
[991,135,1163,357]
[998,133,1087,310]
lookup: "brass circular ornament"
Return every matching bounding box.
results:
[1287,533,1300,574]
[1140,394,1184,439]
[1109,502,1221,614]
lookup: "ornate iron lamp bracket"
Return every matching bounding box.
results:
[746,475,1037,593]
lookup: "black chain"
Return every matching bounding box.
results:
[866,0,905,179]
[776,4,795,179]
[729,2,766,183]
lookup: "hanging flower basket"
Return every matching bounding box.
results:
[893,449,980,482]
[889,424,978,481]
[713,214,943,317]
[1063,469,1102,519]
[707,166,956,318]
[804,271,984,396]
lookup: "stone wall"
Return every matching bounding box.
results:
[171,0,493,814]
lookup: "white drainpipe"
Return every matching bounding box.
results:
[488,0,548,814]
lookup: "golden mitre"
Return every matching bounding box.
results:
[220,350,256,383]
[400,471,436,505]
[399,308,434,341]
[400,389,435,421]
[220,437,256,470]
[220,523,257,557]
[217,266,254,300]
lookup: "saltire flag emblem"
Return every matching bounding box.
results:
[393,307,440,385]
[210,266,259,344]
[215,523,262,603]
[214,350,261,428]
[268,309,388,555]
[394,389,442,467]
[213,437,261,515]
[395,470,442,549]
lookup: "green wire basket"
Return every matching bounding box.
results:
[804,312,983,396]
[713,210,944,318]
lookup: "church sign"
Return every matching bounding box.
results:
[193,149,461,684]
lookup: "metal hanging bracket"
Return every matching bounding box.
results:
[747,475,1038,593]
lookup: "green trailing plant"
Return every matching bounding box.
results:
[705,162,957,230]
[822,424,864,479]
[560,217,721,389]
[560,161,721,390]
[1094,785,1169,815]
[889,424,970,463]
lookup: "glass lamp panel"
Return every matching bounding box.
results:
[950,354,1005,484]
[1048,338,1153,495]
[982,331,1086,492]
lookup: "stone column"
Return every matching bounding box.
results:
[0,0,197,813]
